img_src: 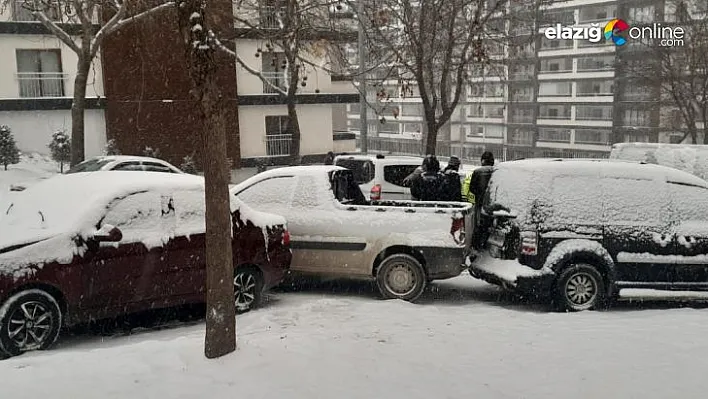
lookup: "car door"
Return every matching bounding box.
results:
[600,175,675,284]
[285,171,371,276]
[168,189,208,301]
[667,182,708,286]
[84,191,171,311]
[381,164,419,200]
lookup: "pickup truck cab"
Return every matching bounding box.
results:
[230,165,473,302]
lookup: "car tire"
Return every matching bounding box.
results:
[376,254,427,302]
[554,263,606,312]
[234,267,264,313]
[0,289,62,357]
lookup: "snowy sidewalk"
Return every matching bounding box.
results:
[2,277,708,399]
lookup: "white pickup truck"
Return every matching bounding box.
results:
[230,165,473,302]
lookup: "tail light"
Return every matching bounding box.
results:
[520,231,538,256]
[282,229,291,247]
[451,217,465,245]
[370,184,382,201]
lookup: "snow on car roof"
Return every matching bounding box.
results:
[2,172,205,234]
[91,155,172,163]
[497,158,708,187]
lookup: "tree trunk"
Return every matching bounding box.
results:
[70,58,91,167]
[286,98,301,165]
[177,0,236,359]
[424,119,438,155]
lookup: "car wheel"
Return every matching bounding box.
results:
[376,254,427,302]
[234,268,264,313]
[555,264,606,312]
[0,289,62,357]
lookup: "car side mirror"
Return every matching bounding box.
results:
[93,224,122,242]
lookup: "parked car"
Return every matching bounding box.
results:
[65,155,184,174]
[468,158,708,311]
[610,142,708,181]
[230,165,473,302]
[0,172,291,357]
[334,154,476,201]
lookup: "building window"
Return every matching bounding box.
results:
[538,81,572,96]
[575,105,613,121]
[538,128,571,142]
[510,107,534,123]
[540,36,574,50]
[623,109,653,126]
[259,1,286,30]
[348,103,360,114]
[12,1,61,21]
[540,10,575,26]
[379,121,400,134]
[576,79,614,96]
[575,129,612,145]
[402,123,421,134]
[261,52,287,94]
[466,125,485,137]
[468,104,483,117]
[621,83,653,101]
[539,104,571,119]
[401,104,422,117]
[510,63,535,80]
[539,58,572,73]
[16,49,64,98]
[510,85,534,102]
[484,104,505,118]
[626,133,649,142]
[265,115,291,156]
[484,83,505,97]
[576,55,615,71]
[578,5,617,22]
[508,128,534,145]
[628,5,655,23]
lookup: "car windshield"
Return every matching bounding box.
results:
[65,158,112,174]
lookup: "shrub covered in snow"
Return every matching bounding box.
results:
[180,155,198,174]
[142,146,161,159]
[103,138,120,156]
[48,131,71,173]
[0,125,20,171]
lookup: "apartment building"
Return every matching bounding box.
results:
[348,0,707,163]
[0,2,106,157]
[101,0,358,167]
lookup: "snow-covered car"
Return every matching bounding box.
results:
[0,172,291,358]
[610,142,708,182]
[468,159,708,311]
[230,165,474,302]
[65,155,183,174]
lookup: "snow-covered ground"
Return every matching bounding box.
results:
[3,276,708,399]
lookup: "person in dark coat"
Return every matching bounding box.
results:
[470,151,495,249]
[324,151,335,165]
[410,155,445,201]
[441,156,463,202]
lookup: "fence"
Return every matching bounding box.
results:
[16,72,66,97]
[265,134,292,156]
[356,136,610,165]
[262,72,286,94]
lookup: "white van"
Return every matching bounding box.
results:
[609,142,708,181]
[333,154,477,201]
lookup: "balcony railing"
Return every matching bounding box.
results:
[16,72,66,97]
[265,133,292,156]
[259,6,285,30]
[262,71,286,94]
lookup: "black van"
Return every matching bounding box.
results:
[468,159,708,311]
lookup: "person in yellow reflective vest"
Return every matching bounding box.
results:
[461,173,475,205]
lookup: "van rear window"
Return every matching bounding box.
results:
[384,165,419,187]
[335,159,375,184]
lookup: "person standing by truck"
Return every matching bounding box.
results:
[441,156,463,202]
[468,151,495,248]
[410,155,446,201]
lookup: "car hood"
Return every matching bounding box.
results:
[0,229,62,255]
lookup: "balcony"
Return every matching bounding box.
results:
[262,72,286,94]
[264,134,292,156]
[259,6,286,30]
[16,72,66,97]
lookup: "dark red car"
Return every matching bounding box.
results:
[0,172,291,357]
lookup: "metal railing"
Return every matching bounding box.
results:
[262,71,286,94]
[16,72,66,97]
[259,6,285,30]
[265,133,292,156]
